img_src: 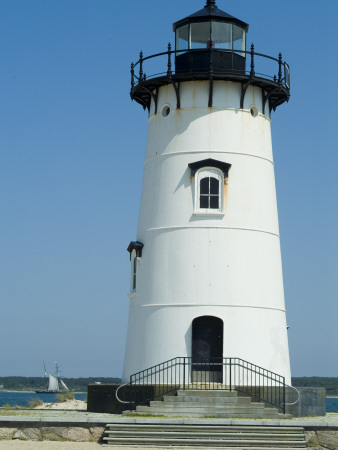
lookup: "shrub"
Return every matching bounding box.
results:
[56,391,75,403]
[28,399,43,408]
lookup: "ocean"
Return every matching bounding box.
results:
[0,391,87,407]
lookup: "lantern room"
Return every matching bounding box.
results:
[173,0,249,73]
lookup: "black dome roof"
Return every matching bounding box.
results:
[173,1,249,32]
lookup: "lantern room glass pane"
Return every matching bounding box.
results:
[176,25,189,51]
[190,22,211,49]
[211,22,232,49]
[233,24,245,55]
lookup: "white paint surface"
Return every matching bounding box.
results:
[123,80,291,384]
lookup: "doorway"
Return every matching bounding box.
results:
[191,316,223,383]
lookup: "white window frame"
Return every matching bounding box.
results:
[193,167,224,216]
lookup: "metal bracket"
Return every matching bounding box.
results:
[208,75,214,108]
[240,80,251,109]
[262,87,280,115]
[169,79,181,109]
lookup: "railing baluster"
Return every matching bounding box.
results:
[250,43,255,77]
[167,43,172,76]
[139,51,143,80]
[278,52,283,84]
[130,62,135,89]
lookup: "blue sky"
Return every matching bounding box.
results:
[1,0,337,378]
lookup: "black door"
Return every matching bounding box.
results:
[191,316,223,383]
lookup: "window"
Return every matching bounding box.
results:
[127,241,144,295]
[200,176,220,209]
[188,158,231,216]
[130,250,137,293]
[195,168,224,215]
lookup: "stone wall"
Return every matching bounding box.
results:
[305,430,338,450]
[286,387,326,417]
[0,424,104,442]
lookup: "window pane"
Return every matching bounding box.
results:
[210,195,219,209]
[200,196,209,209]
[210,177,219,194]
[233,25,245,55]
[212,22,232,49]
[133,274,136,290]
[200,177,209,194]
[176,25,189,51]
[191,22,211,49]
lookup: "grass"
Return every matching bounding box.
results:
[28,399,44,408]
[56,391,75,402]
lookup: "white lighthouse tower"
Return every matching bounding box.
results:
[123,0,291,385]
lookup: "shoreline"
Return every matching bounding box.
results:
[0,390,86,394]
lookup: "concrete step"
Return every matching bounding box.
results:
[103,446,305,450]
[150,400,266,408]
[106,431,305,440]
[163,395,252,404]
[136,405,279,414]
[177,389,238,397]
[106,425,305,433]
[103,437,306,448]
[104,424,306,448]
[128,411,280,418]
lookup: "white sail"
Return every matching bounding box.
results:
[59,379,69,391]
[48,375,59,391]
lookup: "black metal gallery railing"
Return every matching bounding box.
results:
[116,357,286,413]
[130,45,290,91]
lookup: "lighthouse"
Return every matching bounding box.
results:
[123,0,291,385]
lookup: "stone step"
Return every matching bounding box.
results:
[151,400,266,410]
[103,437,306,448]
[127,411,280,418]
[136,405,279,414]
[177,390,238,397]
[103,446,305,450]
[106,425,305,434]
[105,431,305,440]
[104,424,306,448]
[163,395,252,404]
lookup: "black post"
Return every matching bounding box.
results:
[250,44,255,77]
[167,43,172,76]
[283,378,286,414]
[183,358,186,390]
[130,63,135,89]
[229,358,232,391]
[139,51,143,80]
[278,53,283,84]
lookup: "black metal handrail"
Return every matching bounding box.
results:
[117,357,286,414]
[130,45,290,91]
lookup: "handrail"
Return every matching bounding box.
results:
[115,383,133,405]
[117,357,286,414]
[284,384,300,406]
[130,46,290,90]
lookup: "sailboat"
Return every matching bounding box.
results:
[35,361,69,393]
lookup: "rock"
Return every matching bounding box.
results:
[317,431,338,450]
[0,428,16,440]
[41,426,91,442]
[306,431,320,447]
[13,428,42,441]
[89,427,105,442]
